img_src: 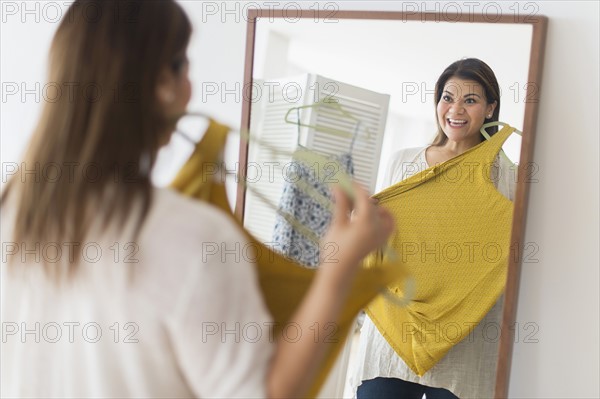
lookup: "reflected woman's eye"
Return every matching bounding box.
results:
[465,98,476,104]
[442,95,453,102]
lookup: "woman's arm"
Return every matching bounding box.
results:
[266,183,395,399]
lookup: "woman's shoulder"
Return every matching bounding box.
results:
[151,187,225,220]
[132,187,255,301]
[146,187,243,242]
[386,146,429,175]
[381,146,429,188]
[388,146,428,164]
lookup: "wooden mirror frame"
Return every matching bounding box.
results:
[236,9,547,398]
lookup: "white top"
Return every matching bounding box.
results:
[349,145,516,399]
[1,187,274,398]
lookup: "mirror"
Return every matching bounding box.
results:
[237,10,546,399]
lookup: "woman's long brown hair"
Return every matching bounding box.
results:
[1,0,191,276]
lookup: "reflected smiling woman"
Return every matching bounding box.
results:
[353,58,516,399]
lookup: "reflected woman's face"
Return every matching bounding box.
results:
[436,77,496,145]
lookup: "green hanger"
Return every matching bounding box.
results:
[174,111,356,203]
[480,121,523,167]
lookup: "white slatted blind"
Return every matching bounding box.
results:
[244,74,390,243]
[307,74,389,192]
[244,78,298,242]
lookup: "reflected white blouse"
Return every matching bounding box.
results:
[349,145,517,399]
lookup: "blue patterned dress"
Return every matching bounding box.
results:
[272,152,354,267]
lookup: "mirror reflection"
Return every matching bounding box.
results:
[244,17,533,399]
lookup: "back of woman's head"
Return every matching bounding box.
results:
[432,58,501,145]
[2,0,192,276]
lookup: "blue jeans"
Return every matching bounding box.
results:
[357,377,460,399]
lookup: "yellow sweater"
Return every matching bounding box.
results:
[365,124,516,376]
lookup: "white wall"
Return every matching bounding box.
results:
[1,1,598,397]
[504,2,599,397]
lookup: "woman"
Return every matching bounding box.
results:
[353,58,516,399]
[0,1,394,398]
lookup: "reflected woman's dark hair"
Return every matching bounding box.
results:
[431,58,501,146]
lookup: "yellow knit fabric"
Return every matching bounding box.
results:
[365,124,516,376]
[170,119,407,397]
